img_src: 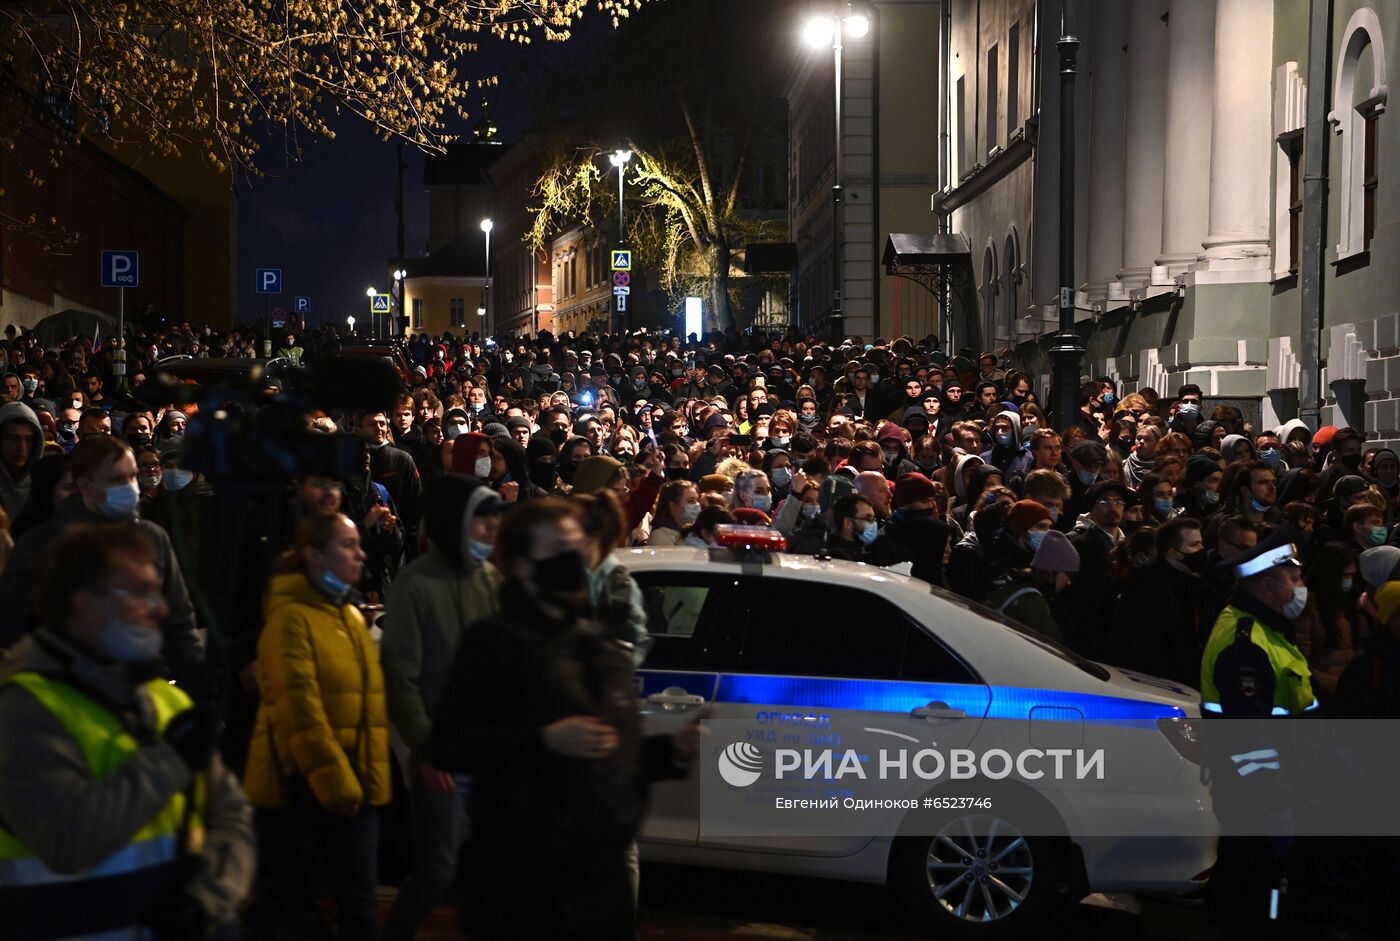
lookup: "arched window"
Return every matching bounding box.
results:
[1002,228,1020,349]
[980,244,998,354]
[1331,7,1388,260]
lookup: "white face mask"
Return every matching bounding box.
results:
[163,469,195,491]
[474,456,493,479]
[1283,585,1308,620]
[97,480,141,520]
[99,618,164,663]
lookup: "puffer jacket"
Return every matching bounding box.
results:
[243,573,392,811]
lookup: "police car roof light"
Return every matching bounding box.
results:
[712,524,787,553]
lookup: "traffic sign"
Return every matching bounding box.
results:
[255,268,282,294]
[617,293,628,312]
[611,250,632,271]
[369,293,391,313]
[613,286,630,296]
[294,296,311,313]
[612,270,630,288]
[101,250,139,288]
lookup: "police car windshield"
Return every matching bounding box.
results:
[930,586,1112,681]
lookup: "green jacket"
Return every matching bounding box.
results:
[1201,603,1315,715]
[380,546,502,759]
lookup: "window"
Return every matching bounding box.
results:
[986,44,1000,155]
[411,297,423,329]
[1330,8,1388,260]
[1365,109,1378,250]
[956,74,968,176]
[1007,23,1020,138]
[449,297,464,327]
[980,244,998,352]
[633,572,743,670]
[1002,230,1019,341]
[735,581,975,683]
[1282,133,1303,274]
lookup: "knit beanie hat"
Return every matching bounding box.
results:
[571,454,623,494]
[893,473,939,509]
[1031,529,1080,573]
[1185,454,1221,486]
[1377,581,1400,626]
[1008,499,1053,537]
[1360,545,1400,589]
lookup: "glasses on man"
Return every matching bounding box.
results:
[1096,497,1126,508]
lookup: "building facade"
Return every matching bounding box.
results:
[785,0,941,340]
[941,0,1400,444]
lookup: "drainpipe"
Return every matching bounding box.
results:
[1298,0,1332,430]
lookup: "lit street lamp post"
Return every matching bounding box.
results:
[364,286,377,339]
[393,268,406,337]
[803,6,869,343]
[609,149,632,333]
[480,218,493,335]
[346,315,356,335]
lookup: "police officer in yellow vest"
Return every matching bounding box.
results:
[0,524,255,940]
[1199,526,1314,938]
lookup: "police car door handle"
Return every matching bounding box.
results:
[910,704,967,720]
[647,691,707,706]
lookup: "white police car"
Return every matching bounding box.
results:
[624,528,1216,938]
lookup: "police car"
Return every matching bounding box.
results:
[625,527,1216,938]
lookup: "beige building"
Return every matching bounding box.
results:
[784,0,941,340]
[549,224,612,336]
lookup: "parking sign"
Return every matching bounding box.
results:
[101,251,139,288]
[255,268,283,294]
[294,296,311,313]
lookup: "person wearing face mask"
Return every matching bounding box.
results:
[983,498,1051,586]
[0,525,255,940]
[1371,448,1400,509]
[0,435,204,691]
[648,479,700,547]
[1060,441,1108,530]
[1062,480,1133,658]
[817,494,901,565]
[879,473,957,585]
[985,529,1080,646]
[732,468,773,514]
[244,513,390,941]
[1292,543,1362,704]
[0,400,43,522]
[981,410,1028,476]
[429,498,701,941]
[1177,455,1224,522]
[1198,527,1315,937]
[1105,518,1211,689]
[380,476,504,941]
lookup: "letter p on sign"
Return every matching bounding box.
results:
[255,268,282,295]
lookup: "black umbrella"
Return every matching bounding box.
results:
[30,308,117,348]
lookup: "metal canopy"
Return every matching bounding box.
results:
[882,233,977,344]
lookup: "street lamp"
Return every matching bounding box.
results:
[346,315,356,334]
[480,218,493,334]
[802,5,870,342]
[609,149,632,240]
[393,268,406,337]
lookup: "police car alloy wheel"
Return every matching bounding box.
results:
[892,817,1067,938]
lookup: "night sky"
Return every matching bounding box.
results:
[234,14,616,329]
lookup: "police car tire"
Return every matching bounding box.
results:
[890,821,1068,939]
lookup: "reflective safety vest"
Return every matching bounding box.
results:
[0,671,206,938]
[1200,605,1317,716]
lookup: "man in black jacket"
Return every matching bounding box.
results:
[1064,480,1131,658]
[882,473,951,586]
[357,409,423,552]
[431,498,699,940]
[1106,517,1211,689]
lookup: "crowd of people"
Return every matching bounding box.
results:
[0,318,1395,938]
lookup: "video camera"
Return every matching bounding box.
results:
[136,355,403,493]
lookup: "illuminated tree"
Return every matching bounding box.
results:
[0,0,648,173]
[526,91,783,332]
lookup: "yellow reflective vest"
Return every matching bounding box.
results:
[1200,605,1317,716]
[0,672,204,902]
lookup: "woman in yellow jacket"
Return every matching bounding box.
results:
[244,512,391,941]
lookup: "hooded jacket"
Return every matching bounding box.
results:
[949,452,985,502]
[0,401,43,522]
[381,477,503,760]
[243,572,392,811]
[981,410,1028,475]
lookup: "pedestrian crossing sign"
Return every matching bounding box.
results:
[370,293,391,313]
[611,250,632,271]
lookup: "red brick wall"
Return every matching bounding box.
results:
[1,98,185,318]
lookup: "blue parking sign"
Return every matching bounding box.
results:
[101,251,139,288]
[255,268,282,294]
[294,296,311,313]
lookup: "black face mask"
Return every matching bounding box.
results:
[548,427,569,447]
[1341,452,1362,470]
[665,466,690,481]
[1178,548,1209,573]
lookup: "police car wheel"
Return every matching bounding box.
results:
[892,816,1066,938]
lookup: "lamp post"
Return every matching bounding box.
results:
[346,315,356,335]
[480,218,493,336]
[609,149,632,335]
[393,268,406,336]
[803,6,869,343]
[1049,0,1085,429]
[364,286,377,339]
